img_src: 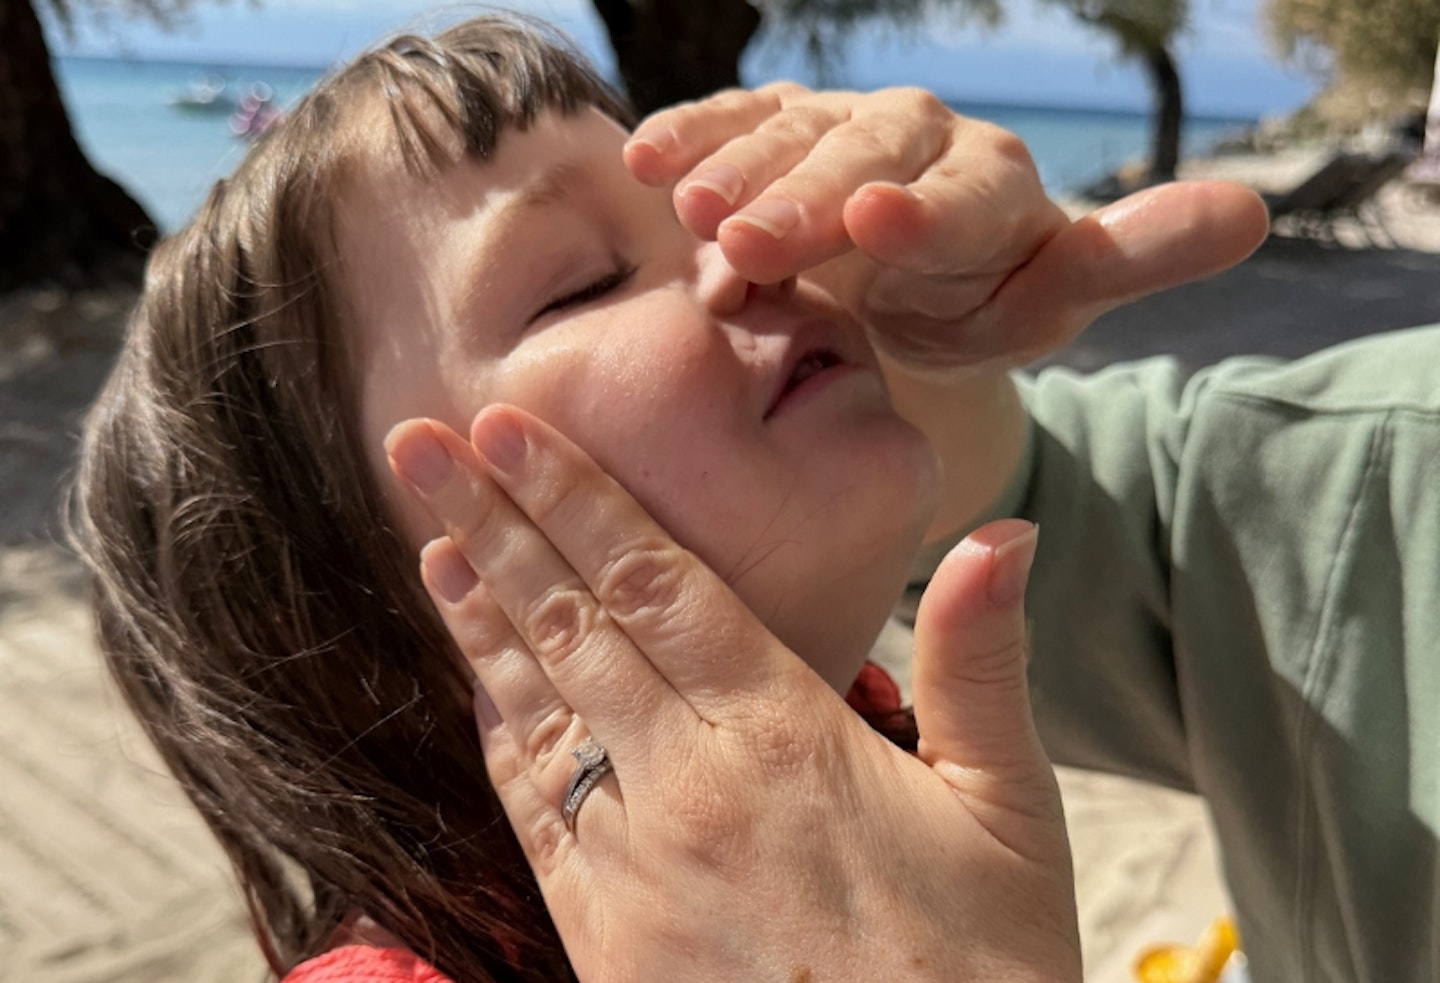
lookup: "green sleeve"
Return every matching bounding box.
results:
[980,325,1440,983]
[1011,355,1196,790]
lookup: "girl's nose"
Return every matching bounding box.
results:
[696,242,796,316]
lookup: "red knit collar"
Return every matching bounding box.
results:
[844,660,904,717]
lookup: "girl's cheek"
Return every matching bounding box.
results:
[494,303,729,456]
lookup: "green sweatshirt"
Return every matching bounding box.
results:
[903,325,1440,983]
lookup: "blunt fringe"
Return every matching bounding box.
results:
[72,15,630,981]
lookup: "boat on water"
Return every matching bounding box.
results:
[169,75,237,114]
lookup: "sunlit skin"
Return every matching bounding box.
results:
[345,107,941,689]
[351,78,1273,982]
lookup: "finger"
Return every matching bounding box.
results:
[623,82,810,186]
[843,121,1064,278]
[475,701,622,982]
[472,683,615,885]
[424,542,621,863]
[471,684,571,873]
[420,536,596,801]
[966,180,1269,361]
[673,96,850,242]
[714,90,956,284]
[854,179,1267,366]
[912,520,1058,837]
[467,404,800,707]
[472,702,618,970]
[387,419,689,752]
[1057,179,1269,312]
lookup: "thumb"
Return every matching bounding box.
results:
[913,519,1054,814]
[1062,180,1268,315]
[972,181,1268,362]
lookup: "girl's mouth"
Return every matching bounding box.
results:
[786,349,843,392]
[766,347,846,420]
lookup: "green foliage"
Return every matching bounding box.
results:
[760,0,1002,77]
[1267,0,1440,92]
[752,0,1188,179]
[761,0,1185,78]
[763,0,1002,31]
[1042,0,1188,56]
[40,0,241,38]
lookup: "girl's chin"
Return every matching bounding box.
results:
[750,516,928,692]
[779,602,902,694]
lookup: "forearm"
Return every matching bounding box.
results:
[879,354,1029,545]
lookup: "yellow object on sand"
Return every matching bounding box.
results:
[1134,917,1242,983]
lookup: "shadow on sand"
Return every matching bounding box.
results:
[1046,234,1440,375]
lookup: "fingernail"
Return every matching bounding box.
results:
[861,180,923,207]
[388,426,452,494]
[423,540,479,604]
[727,198,800,240]
[681,163,745,206]
[473,682,503,732]
[472,411,526,475]
[895,183,925,206]
[988,522,1038,606]
[628,124,677,156]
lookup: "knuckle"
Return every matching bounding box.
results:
[712,86,749,107]
[733,697,815,776]
[520,811,569,876]
[897,86,949,124]
[760,103,833,146]
[930,163,1000,225]
[446,584,508,655]
[485,744,527,796]
[665,776,752,867]
[845,124,910,170]
[752,726,819,776]
[522,587,601,667]
[978,122,1037,171]
[760,79,809,101]
[692,86,759,118]
[522,705,576,771]
[926,157,1002,217]
[595,542,686,622]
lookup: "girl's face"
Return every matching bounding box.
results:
[344,107,939,688]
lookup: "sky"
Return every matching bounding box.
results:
[48,0,1321,118]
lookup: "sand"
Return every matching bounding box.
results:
[3,155,1438,983]
[0,290,265,982]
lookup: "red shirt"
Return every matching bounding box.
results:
[284,945,451,982]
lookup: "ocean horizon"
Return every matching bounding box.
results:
[56,54,1257,234]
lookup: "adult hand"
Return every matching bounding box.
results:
[625,83,1268,371]
[386,406,1080,982]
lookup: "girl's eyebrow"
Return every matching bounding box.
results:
[453,158,593,334]
[495,158,591,226]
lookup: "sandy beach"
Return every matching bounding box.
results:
[3,153,1439,983]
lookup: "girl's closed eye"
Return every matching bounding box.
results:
[531,263,637,324]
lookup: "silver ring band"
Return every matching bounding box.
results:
[561,737,612,832]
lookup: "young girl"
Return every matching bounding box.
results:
[79,10,1435,983]
[65,14,1135,972]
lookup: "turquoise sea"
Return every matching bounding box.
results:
[56,55,1255,234]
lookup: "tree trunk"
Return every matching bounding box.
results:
[592,0,763,117]
[0,0,154,293]
[1143,43,1183,183]
[1426,30,1440,155]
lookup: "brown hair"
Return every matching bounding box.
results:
[72,15,630,981]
